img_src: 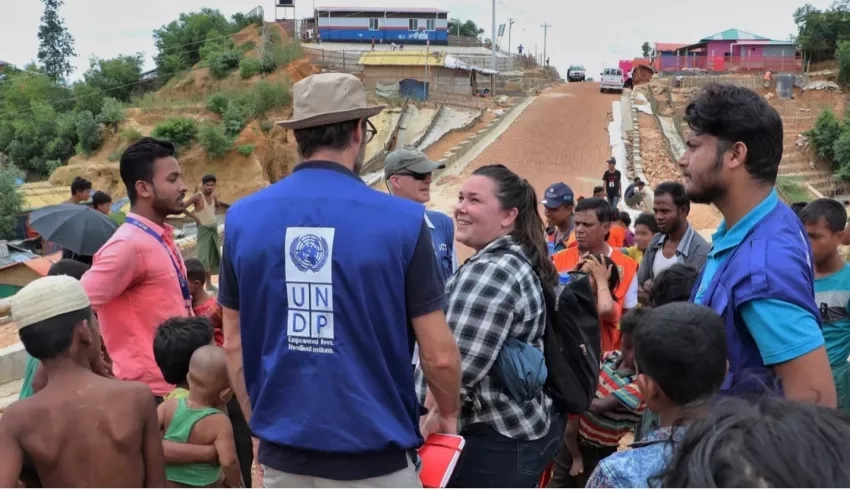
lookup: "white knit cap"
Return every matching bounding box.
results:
[10,275,90,330]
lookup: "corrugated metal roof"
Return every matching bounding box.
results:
[654,43,688,52]
[18,182,70,212]
[732,40,796,45]
[700,29,769,41]
[316,6,447,14]
[359,51,446,66]
[0,251,38,271]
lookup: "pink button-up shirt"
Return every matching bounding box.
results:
[81,212,192,396]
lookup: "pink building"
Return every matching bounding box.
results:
[657,29,801,73]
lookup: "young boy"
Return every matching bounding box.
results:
[586,302,727,487]
[800,199,850,412]
[0,275,165,487]
[186,258,223,346]
[159,345,241,488]
[549,308,647,488]
[154,316,254,487]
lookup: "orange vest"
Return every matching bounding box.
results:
[607,225,626,248]
[552,247,638,351]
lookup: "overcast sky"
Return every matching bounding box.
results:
[0,0,833,80]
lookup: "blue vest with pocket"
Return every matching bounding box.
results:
[223,161,426,454]
[690,201,822,396]
[425,210,455,284]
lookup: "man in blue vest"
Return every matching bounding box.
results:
[681,83,836,407]
[384,147,457,284]
[218,73,462,487]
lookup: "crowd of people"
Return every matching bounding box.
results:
[1,72,850,488]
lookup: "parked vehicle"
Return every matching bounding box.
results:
[600,67,624,93]
[567,65,586,82]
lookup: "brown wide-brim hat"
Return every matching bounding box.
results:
[276,73,386,130]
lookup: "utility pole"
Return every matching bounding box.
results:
[541,23,551,66]
[508,18,515,55]
[491,0,497,94]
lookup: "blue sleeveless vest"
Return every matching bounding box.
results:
[425,209,455,284]
[223,161,426,453]
[690,200,822,396]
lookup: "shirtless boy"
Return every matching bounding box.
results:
[184,174,229,292]
[158,345,241,488]
[0,275,165,488]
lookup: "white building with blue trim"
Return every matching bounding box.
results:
[315,6,449,45]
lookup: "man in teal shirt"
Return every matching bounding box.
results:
[680,83,835,406]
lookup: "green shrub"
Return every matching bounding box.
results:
[120,127,142,143]
[76,110,102,155]
[109,211,126,226]
[270,42,302,67]
[239,57,261,79]
[222,103,249,136]
[808,108,843,166]
[838,40,850,87]
[247,80,291,118]
[238,41,256,54]
[237,144,255,156]
[108,148,124,162]
[206,92,230,115]
[152,116,198,146]
[96,97,126,130]
[208,50,241,79]
[833,125,850,176]
[260,120,274,133]
[197,123,234,158]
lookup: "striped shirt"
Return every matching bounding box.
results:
[580,351,645,447]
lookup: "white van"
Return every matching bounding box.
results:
[600,67,624,93]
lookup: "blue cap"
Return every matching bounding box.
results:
[558,272,572,285]
[541,182,575,209]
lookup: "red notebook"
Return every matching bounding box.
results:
[418,433,466,488]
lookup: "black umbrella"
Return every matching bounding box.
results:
[29,204,118,256]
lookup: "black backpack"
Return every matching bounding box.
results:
[503,250,601,414]
[541,271,601,414]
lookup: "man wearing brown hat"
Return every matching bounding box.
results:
[217,73,461,487]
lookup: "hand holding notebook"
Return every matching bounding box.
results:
[418,433,466,488]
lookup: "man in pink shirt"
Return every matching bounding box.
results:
[81,137,193,398]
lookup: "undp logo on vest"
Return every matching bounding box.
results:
[284,227,335,355]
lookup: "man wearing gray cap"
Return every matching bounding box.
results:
[218,73,461,487]
[384,147,457,284]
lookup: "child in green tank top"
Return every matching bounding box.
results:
[157,345,241,487]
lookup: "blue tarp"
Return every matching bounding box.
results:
[399,79,429,100]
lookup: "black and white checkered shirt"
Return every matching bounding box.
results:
[415,236,553,440]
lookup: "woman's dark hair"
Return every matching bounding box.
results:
[91,190,112,208]
[684,83,783,185]
[634,211,660,234]
[47,259,91,280]
[294,119,365,159]
[619,211,631,227]
[657,396,850,487]
[119,137,176,204]
[651,263,699,306]
[472,164,558,286]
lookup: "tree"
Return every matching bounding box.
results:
[80,53,144,102]
[0,165,24,239]
[641,42,652,58]
[447,18,485,37]
[37,0,76,82]
[153,9,232,78]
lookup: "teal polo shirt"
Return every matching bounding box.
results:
[694,189,824,366]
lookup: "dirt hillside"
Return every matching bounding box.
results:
[50,23,316,203]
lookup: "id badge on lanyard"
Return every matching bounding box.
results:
[125,217,193,314]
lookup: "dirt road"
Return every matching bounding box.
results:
[429,82,621,259]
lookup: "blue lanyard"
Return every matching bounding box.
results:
[125,217,193,310]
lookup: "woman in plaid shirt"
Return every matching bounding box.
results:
[421,164,563,487]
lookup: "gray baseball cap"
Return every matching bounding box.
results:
[383,148,445,179]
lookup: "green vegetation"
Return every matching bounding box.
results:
[237,144,254,156]
[198,123,234,158]
[75,110,101,155]
[120,127,142,143]
[151,117,198,146]
[37,0,76,81]
[239,57,262,79]
[0,165,24,239]
[777,176,812,203]
[96,97,126,130]
[804,107,850,181]
[446,19,485,38]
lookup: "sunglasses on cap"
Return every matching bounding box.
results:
[393,171,431,181]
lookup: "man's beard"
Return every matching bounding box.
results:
[352,140,366,175]
[688,146,728,204]
[152,188,183,217]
